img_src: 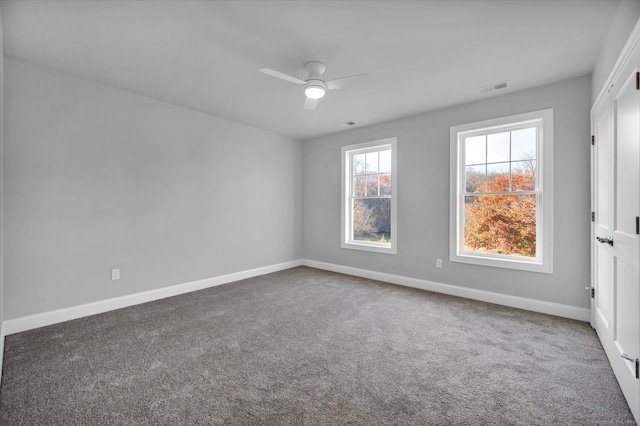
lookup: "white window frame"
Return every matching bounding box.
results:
[342,137,397,254]
[449,109,553,273]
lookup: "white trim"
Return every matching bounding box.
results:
[0,6,5,387]
[302,259,590,322]
[593,17,640,112]
[0,323,4,384]
[341,137,397,254]
[449,109,553,274]
[2,260,303,336]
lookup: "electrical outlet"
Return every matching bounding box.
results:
[436,259,442,268]
[111,269,120,280]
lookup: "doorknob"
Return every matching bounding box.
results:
[596,236,614,246]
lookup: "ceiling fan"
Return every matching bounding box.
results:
[259,61,369,110]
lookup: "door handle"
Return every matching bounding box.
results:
[596,236,614,246]
[621,354,640,379]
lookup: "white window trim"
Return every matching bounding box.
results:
[449,109,553,273]
[341,137,397,254]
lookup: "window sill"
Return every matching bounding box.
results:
[342,241,397,255]
[450,252,552,274]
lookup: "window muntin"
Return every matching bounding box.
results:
[450,110,553,273]
[342,138,397,254]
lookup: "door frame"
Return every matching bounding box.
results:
[591,18,640,326]
[591,18,640,425]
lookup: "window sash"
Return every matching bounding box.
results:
[459,122,542,260]
[461,123,541,195]
[348,147,392,244]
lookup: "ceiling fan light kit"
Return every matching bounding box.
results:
[304,81,326,99]
[259,61,369,109]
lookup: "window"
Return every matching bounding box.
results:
[450,109,553,273]
[342,137,397,254]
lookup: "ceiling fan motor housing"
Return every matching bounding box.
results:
[305,79,326,89]
[305,61,326,79]
[304,62,327,99]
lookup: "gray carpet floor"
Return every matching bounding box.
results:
[0,266,635,425]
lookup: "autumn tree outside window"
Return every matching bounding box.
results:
[450,110,553,273]
[342,138,397,254]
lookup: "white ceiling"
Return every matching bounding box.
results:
[1,0,620,140]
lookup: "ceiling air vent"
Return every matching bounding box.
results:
[478,81,510,94]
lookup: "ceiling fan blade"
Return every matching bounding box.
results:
[304,97,318,110]
[326,73,370,90]
[259,68,307,85]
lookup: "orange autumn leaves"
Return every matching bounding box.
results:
[464,166,536,257]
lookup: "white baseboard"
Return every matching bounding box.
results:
[1,257,590,338]
[302,259,590,322]
[0,323,4,383]
[2,260,303,336]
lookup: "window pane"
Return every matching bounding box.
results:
[354,176,366,197]
[353,198,391,243]
[487,163,509,192]
[465,165,486,193]
[366,175,378,196]
[487,132,510,163]
[379,173,391,196]
[379,150,391,173]
[365,152,378,174]
[512,160,536,191]
[354,154,365,175]
[464,194,537,257]
[465,135,486,165]
[511,127,536,161]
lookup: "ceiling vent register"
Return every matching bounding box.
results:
[478,81,510,94]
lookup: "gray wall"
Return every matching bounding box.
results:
[3,58,303,320]
[303,75,591,308]
[592,0,640,102]
[0,8,4,332]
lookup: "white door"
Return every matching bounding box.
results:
[592,47,640,424]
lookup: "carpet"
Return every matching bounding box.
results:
[0,266,635,425]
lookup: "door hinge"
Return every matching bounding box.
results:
[636,216,639,234]
[621,354,640,379]
[592,212,595,222]
[591,135,595,145]
[636,72,640,90]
